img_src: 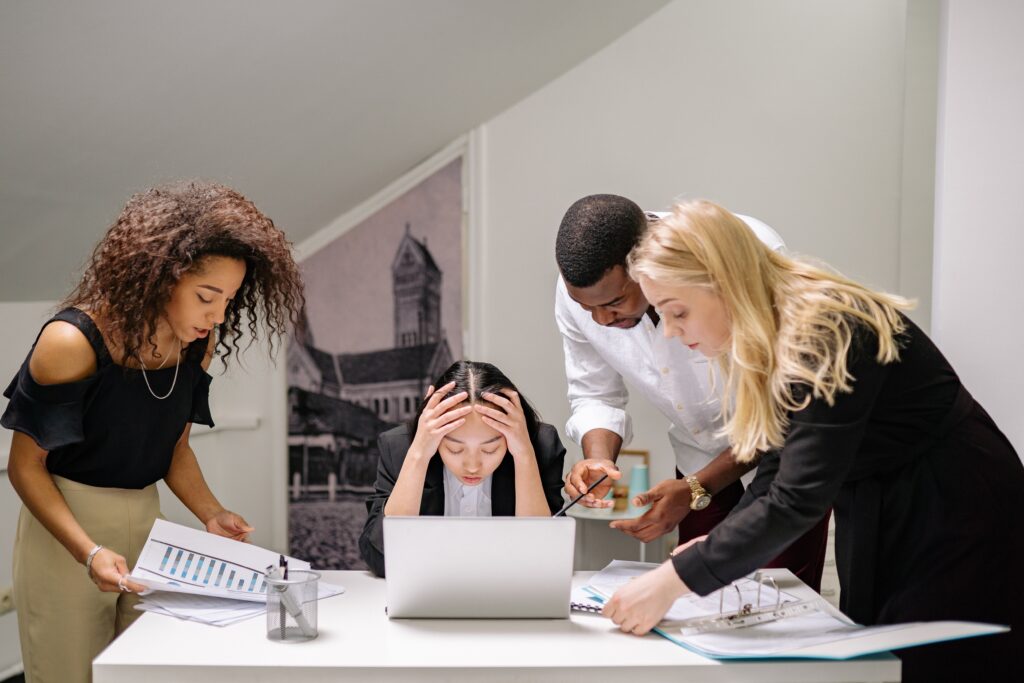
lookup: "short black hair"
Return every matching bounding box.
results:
[555,194,648,288]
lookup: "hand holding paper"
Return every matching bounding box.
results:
[602,560,691,635]
[205,509,254,542]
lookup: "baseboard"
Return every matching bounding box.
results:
[0,661,24,681]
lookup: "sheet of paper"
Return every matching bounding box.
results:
[139,591,265,626]
[588,560,800,623]
[128,519,331,602]
[135,599,263,627]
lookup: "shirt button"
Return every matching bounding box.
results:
[676,404,684,411]
[661,367,669,374]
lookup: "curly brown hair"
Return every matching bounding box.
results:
[62,180,305,364]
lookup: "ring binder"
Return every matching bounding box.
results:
[667,571,815,635]
[674,600,820,635]
[577,561,1008,660]
[571,569,815,631]
[569,600,604,614]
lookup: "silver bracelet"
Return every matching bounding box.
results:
[85,544,104,575]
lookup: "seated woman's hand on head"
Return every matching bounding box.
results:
[407,365,546,488]
[383,380,476,517]
[474,389,535,464]
[407,382,473,463]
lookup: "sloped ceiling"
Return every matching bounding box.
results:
[0,0,669,300]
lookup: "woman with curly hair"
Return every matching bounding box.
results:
[2,181,304,683]
[602,200,1022,681]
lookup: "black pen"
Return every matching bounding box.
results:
[554,473,610,517]
[279,554,287,639]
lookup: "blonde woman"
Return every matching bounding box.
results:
[603,200,1022,681]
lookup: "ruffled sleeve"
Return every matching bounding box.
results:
[1,356,96,451]
[188,369,215,427]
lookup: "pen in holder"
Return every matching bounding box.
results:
[265,566,320,642]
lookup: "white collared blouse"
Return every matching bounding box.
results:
[443,467,494,517]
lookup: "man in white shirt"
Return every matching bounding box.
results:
[554,194,829,590]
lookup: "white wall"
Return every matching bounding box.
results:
[0,301,58,676]
[158,339,289,553]
[933,0,1024,458]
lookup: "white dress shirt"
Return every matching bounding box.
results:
[443,467,494,517]
[554,213,786,477]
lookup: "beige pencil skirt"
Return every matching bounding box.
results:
[12,475,161,683]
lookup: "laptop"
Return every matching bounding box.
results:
[383,516,576,618]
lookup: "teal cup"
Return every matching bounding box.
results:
[627,463,650,515]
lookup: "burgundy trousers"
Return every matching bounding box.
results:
[675,471,831,592]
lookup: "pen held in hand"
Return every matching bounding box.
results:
[554,473,610,517]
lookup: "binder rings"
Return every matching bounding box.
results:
[575,561,1008,660]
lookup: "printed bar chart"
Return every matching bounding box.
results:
[141,539,268,595]
[129,519,313,602]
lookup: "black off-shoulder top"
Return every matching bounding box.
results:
[1,308,214,489]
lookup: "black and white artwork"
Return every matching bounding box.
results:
[286,158,463,569]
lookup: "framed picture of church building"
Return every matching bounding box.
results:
[286,156,464,569]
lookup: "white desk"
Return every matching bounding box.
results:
[93,570,900,683]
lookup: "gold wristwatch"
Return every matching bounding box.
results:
[685,475,712,511]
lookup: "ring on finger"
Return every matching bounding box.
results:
[118,576,127,592]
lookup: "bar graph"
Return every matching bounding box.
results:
[143,539,268,595]
[129,520,315,603]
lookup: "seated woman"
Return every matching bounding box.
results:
[358,360,567,576]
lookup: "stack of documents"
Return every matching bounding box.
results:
[136,591,266,626]
[578,561,1007,659]
[128,519,344,626]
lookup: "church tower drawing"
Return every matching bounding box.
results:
[287,222,453,430]
[392,223,442,348]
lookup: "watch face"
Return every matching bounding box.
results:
[693,494,712,511]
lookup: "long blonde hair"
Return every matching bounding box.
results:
[627,200,912,463]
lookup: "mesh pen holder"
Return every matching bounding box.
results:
[266,569,320,643]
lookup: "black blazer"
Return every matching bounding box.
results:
[358,422,567,577]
